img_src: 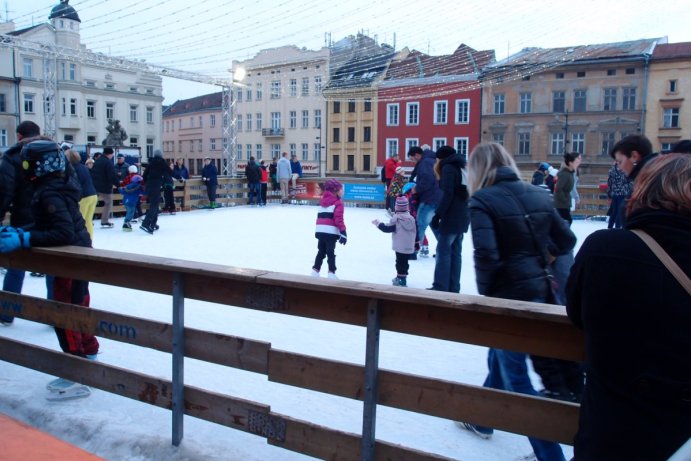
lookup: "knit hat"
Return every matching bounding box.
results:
[395,196,409,212]
[436,145,456,160]
[323,179,342,193]
[395,166,404,175]
[128,165,138,173]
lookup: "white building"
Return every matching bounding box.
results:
[0,0,163,155]
[232,45,330,176]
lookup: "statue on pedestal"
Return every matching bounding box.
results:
[102,119,128,146]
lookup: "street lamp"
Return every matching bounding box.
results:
[563,110,570,154]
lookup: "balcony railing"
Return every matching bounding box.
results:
[261,128,284,137]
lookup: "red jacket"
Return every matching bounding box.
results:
[384,157,400,181]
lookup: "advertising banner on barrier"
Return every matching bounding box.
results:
[289,181,386,202]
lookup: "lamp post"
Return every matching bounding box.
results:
[562,110,570,154]
[316,122,324,178]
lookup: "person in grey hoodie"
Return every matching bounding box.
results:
[276,152,292,204]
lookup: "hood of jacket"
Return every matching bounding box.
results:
[319,190,340,207]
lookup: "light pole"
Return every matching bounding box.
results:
[563,110,570,154]
[316,123,325,178]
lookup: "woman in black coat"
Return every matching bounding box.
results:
[566,154,691,461]
[460,142,576,461]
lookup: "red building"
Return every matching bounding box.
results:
[377,44,494,167]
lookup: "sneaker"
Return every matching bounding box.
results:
[456,421,493,440]
[311,269,320,277]
[101,222,114,228]
[140,224,154,235]
[392,277,407,287]
[327,272,338,279]
[122,223,132,232]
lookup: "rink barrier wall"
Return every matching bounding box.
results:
[0,245,583,460]
[92,177,610,217]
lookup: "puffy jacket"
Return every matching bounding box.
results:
[143,157,172,194]
[27,173,91,248]
[469,167,576,300]
[376,212,417,254]
[201,162,218,186]
[73,162,97,198]
[414,149,442,205]
[91,155,119,194]
[245,160,261,183]
[435,153,470,234]
[315,190,345,237]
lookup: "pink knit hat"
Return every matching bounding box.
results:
[395,196,409,212]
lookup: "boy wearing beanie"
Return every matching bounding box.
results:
[372,195,417,287]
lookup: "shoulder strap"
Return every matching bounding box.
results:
[630,229,691,296]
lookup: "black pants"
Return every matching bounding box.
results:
[206,183,217,203]
[313,235,338,273]
[260,183,267,205]
[531,355,584,402]
[143,187,161,229]
[556,207,572,226]
[163,186,175,211]
[395,252,411,277]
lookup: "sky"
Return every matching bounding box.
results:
[0,204,607,460]
[6,0,691,103]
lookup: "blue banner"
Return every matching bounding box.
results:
[342,183,386,202]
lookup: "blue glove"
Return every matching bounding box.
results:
[430,215,441,230]
[0,227,30,253]
[338,230,347,245]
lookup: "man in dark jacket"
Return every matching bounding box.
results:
[245,156,261,206]
[140,149,171,234]
[201,157,219,208]
[0,121,46,324]
[114,153,130,185]
[90,146,119,228]
[409,145,442,257]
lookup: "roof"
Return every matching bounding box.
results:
[324,51,396,90]
[652,42,691,59]
[7,24,41,36]
[384,44,495,80]
[488,38,660,70]
[49,0,81,23]
[162,92,223,117]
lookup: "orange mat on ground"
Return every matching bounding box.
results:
[0,413,104,460]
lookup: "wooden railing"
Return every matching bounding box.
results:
[0,245,582,460]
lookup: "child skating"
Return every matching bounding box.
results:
[372,195,416,286]
[311,179,347,279]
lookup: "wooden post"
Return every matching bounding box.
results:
[361,299,381,460]
[171,272,185,446]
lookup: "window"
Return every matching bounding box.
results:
[70,98,77,115]
[492,133,504,145]
[197,139,203,152]
[663,107,680,128]
[363,126,371,142]
[130,137,138,147]
[314,109,321,128]
[23,93,34,113]
[236,115,242,131]
[625,68,635,75]
[661,142,673,152]
[129,104,138,122]
[87,100,96,118]
[235,143,241,159]
[146,138,154,157]
[604,88,617,111]
[256,83,262,101]
[551,132,565,155]
[573,89,587,112]
[406,138,419,152]
[406,102,419,125]
[0,94,5,112]
[105,83,115,90]
[571,133,585,154]
[364,98,372,112]
[333,127,340,142]
[69,63,76,81]
[577,71,586,78]
[301,77,309,96]
[552,91,565,113]
[190,117,194,128]
[348,100,356,112]
[622,87,636,110]
[387,104,399,126]
[210,114,216,127]
[271,112,281,129]
[23,58,33,77]
[347,155,355,172]
[333,101,341,114]
[0,129,7,147]
[669,80,678,93]
[147,107,154,124]
[452,99,470,123]
[236,88,243,102]
[87,135,96,145]
[555,72,564,79]
[493,93,505,114]
[314,76,323,94]
[61,97,66,115]
[301,110,309,128]
[519,93,531,114]
[272,144,281,159]
[290,79,297,96]
[302,143,309,161]
[256,144,263,160]
[199,116,203,127]
[332,154,340,171]
[314,143,321,159]
[271,80,281,99]
[433,138,447,151]
[601,132,616,156]
[386,138,399,157]
[211,138,216,150]
[246,87,252,102]
[246,144,252,159]
[607,69,616,76]
[454,137,469,157]
[246,114,252,131]
[289,111,297,129]
[85,80,96,87]
[434,101,448,124]
[289,143,296,157]
[256,113,262,130]
[347,127,355,142]
[363,154,371,171]
[517,132,531,155]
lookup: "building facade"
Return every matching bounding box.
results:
[0,1,163,154]
[231,45,329,176]
[646,42,691,151]
[480,38,661,180]
[378,44,494,167]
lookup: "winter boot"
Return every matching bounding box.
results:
[420,245,430,257]
[311,268,320,277]
[122,222,132,232]
[327,272,338,279]
[392,276,407,287]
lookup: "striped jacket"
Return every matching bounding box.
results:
[315,190,346,237]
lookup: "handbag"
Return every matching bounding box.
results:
[630,229,691,296]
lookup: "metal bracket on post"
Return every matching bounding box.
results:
[171,273,185,446]
[361,299,381,461]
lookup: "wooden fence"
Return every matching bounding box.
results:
[0,245,583,460]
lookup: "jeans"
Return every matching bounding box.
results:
[551,251,574,306]
[416,202,439,242]
[248,182,260,204]
[432,231,464,292]
[477,348,566,461]
[1,268,25,322]
[607,195,626,229]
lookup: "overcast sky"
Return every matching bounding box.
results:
[8,0,691,103]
